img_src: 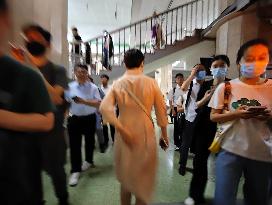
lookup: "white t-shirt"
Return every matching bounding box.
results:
[176,93,187,109]
[101,85,111,95]
[209,78,272,162]
[167,85,185,107]
[184,79,201,122]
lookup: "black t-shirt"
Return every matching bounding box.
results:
[0,56,53,119]
[39,61,68,129]
[0,56,53,203]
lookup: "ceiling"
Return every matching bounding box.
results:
[68,0,132,41]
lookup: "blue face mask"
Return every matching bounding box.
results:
[240,63,267,78]
[211,67,228,78]
[196,70,206,80]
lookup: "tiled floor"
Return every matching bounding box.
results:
[43,125,242,205]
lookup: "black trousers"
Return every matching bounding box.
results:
[0,131,44,205]
[67,114,96,173]
[179,120,197,168]
[40,128,68,203]
[189,122,216,202]
[103,124,115,145]
[173,107,184,148]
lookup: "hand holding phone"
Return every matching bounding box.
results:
[159,137,169,151]
[246,106,267,113]
[72,96,79,101]
[9,42,25,62]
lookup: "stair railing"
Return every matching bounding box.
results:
[69,0,219,76]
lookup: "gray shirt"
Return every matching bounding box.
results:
[39,61,68,129]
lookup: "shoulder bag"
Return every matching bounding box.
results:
[208,81,235,154]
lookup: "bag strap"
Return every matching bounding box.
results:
[172,87,176,101]
[223,81,231,111]
[122,84,154,126]
[185,81,194,108]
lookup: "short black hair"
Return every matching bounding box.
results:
[75,64,88,71]
[100,74,109,80]
[212,55,230,67]
[236,38,269,64]
[124,49,145,69]
[22,24,52,43]
[0,0,8,12]
[72,27,78,32]
[175,73,184,78]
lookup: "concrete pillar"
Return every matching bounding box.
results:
[9,0,68,68]
[155,65,172,96]
[215,6,272,79]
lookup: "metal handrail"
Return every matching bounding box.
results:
[69,0,219,76]
[85,0,200,43]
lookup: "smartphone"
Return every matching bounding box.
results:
[159,138,168,150]
[247,106,267,113]
[72,96,79,101]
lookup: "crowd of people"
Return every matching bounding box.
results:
[70,27,114,72]
[167,39,272,205]
[0,1,272,205]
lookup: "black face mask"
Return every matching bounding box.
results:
[26,41,46,56]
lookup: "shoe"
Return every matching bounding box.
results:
[103,143,109,152]
[90,163,96,168]
[69,172,80,187]
[195,197,206,204]
[185,167,194,173]
[100,147,106,153]
[59,199,69,205]
[184,197,195,205]
[81,161,91,171]
[178,166,186,176]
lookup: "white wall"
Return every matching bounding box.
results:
[10,0,68,67]
[144,40,216,74]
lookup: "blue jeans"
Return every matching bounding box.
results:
[214,150,271,205]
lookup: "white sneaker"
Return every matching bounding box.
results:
[184,197,195,205]
[69,172,80,187]
[82,161,96,171]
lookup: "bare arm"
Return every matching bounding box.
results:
[44,80,64,105]
[0,110,54,132]
[177,105,184,113]
[80,99,101,108]
[210,106,256,123]
[161,126,168,141]
[196,90,214,108]
[181,74,194,91]
[181,66,198,91]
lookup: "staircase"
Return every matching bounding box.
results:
[69,0,219,83]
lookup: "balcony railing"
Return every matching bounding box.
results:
[69,0,219,77]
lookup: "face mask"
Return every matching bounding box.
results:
[26,41,46,56]
[240,62,267,78]
[196,70,206,80]
[211,67,228,78]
